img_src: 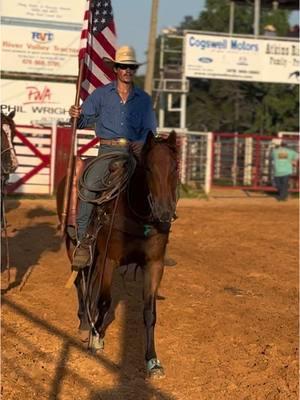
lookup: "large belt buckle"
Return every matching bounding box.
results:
[118,138,127,146]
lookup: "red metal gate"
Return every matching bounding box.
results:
[211,133,299,192]
[7,126,53,194]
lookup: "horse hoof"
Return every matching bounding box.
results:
[156,293,166,300]
[146,358,165,379]
[88,334,105,353]
[164,257,177,267]
[78,329,89,343]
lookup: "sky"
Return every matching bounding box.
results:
[112,0,299,75]
[112,0,206,74]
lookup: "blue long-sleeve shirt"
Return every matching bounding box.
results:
[77,81,157,142]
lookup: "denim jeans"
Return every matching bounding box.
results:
[274,175,290,200]
[77,145,129,240]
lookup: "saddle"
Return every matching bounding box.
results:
[66,153,166,243]
[66,154,135,241]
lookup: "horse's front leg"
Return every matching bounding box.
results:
[143,258,165,379]
[75,268,90,342]
[88,256,115,353]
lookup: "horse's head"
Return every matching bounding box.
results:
[1,111,18,176]
[142,131,178,224]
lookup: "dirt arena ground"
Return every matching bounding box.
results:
[1,193,299,400]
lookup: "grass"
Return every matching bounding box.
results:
[179,183,208,199]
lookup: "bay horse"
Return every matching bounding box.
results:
[57,131,178,379]
[1,111,18,275]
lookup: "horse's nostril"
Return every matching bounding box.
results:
[161,211,170,221]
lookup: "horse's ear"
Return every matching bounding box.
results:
[167,130,177,148]
[8,110,16,120]
[144,131,156,148]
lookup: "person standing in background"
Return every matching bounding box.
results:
[271,140,298,201]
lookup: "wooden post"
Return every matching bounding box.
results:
[60,59,85,236]
[144,0,159,96]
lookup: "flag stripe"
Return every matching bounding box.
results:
[86,39,115,76]
[84,53,111,85]
[87,31,112,60]
[102,22,117,50]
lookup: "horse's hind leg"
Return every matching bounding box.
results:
[143,259,165,379]
[88,256,115,352]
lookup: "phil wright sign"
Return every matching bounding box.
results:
[184,32,300,85]
[1,79,76,126]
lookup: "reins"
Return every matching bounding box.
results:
[83,189,121,339]
[77,151,136,336]
[1,180,11,287]
[1,116,17,288]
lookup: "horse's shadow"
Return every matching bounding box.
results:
[2,197,21,215]
[1,220,61,294]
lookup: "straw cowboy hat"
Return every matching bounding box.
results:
[103,45,143,67]
[264,24,276,32]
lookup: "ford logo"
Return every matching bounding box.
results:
[198,57,213,63]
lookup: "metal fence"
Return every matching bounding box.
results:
[211,133,299,192]
[7,125,299,195]
[164,130,299,193]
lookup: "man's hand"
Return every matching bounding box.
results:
[130,141,144,158]
[69,105,82,118]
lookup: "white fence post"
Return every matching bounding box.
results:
[244,137,253,185]
[204,132,213,195]
[50,121,57,195]
[180,133,188,184]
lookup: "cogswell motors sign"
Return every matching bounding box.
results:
[184,33,300,84]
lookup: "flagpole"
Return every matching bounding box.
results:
[60,59,85,236]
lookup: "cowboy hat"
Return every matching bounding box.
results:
[103,45,143,66]
[264,24,276,32]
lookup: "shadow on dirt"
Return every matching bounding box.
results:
[26,207,57,218]
[2,197,21,216]
[1,222,61,294]
[3,276,176,400]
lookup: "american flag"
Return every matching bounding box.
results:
[79,0,117,100]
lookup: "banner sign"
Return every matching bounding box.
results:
[1,0,84,24]
[1,79,76,126]
[184,33,300,84]
[1,25,80,76]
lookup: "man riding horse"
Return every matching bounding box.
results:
[63,45,179,378]
[69,45,175,269]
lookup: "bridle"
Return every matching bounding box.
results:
[128,143,178,224]
[1,120,18,175]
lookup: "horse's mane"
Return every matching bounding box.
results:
[1,111,17,143]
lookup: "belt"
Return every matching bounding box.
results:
[100,138,129,147]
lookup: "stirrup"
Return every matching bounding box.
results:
[72,236,93,270]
